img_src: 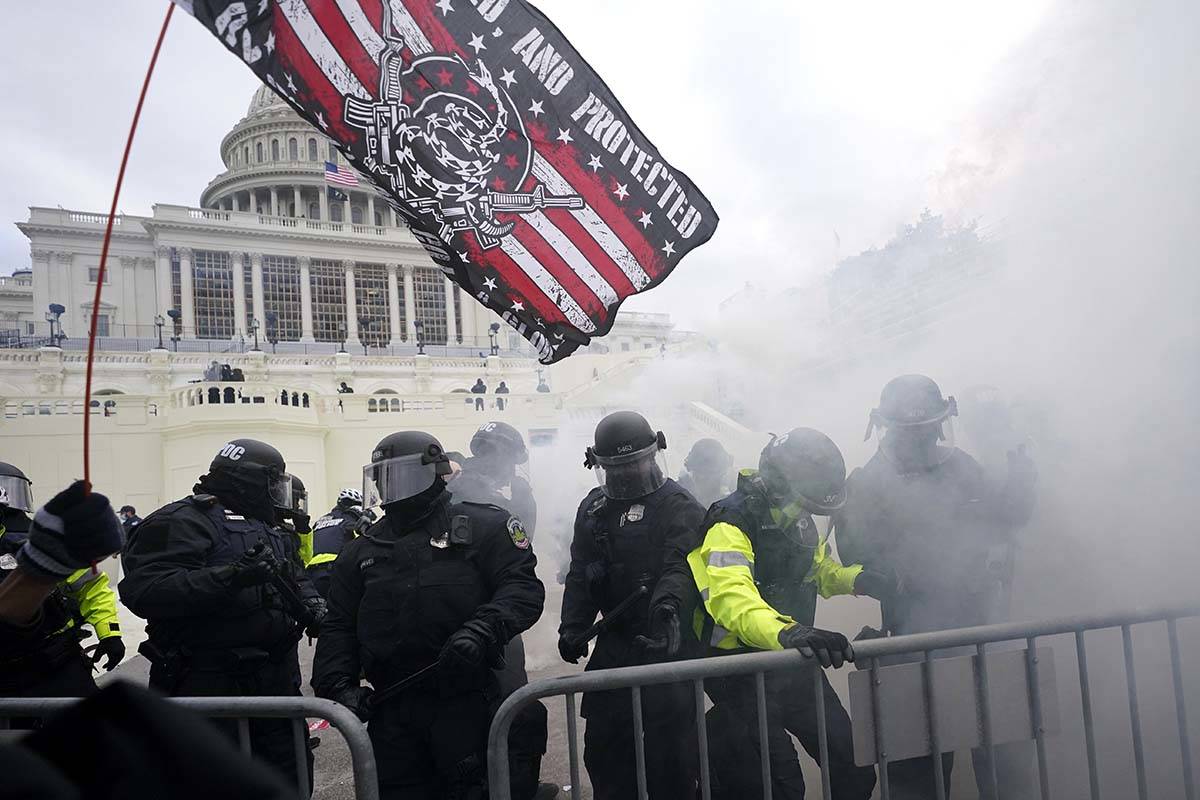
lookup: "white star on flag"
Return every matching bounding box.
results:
[512,300,525,312]
[265,31,275,54]
[483,277,497,290]
[468,33,487,53]
[587,154,603,172]
[435,0,454,15]
[315,111,328,129]
[457,250,470,263]
[613,183,629,201]
[557,128,573,145]
[528,100,544,117]
[662,240,676,257]
[285,72,296,92]
[500,69,517,89]
[638,212,653,228]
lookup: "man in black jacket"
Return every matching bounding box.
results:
[120,439,322,788]
[559,411,707,799]
[313,431,544,800]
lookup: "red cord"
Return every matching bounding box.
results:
[83,3,174,490]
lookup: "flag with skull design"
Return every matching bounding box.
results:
[175,0,718,362]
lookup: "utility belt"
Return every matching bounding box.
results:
[140,638,297,679]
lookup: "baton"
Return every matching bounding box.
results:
[571,584,649,647]
[369,661,440,708]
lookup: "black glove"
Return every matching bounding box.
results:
[332,682,373,722]
[558,632,588,664]
[777,624,854,668]
[854,569,901,600]
[90,636,126,672]
[303,596,327,638]
[635,603,681,657]
[440,619,495,674]
[17,481,123,579]
[290,512,312,534]
[228,544,277,588]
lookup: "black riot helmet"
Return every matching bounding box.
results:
[470,421,529,465]
[865,374,957,438]
[0,461,34,513]
[684,438,733,477]
[364,430,453,510]
[585,411,668,500]
[758,428,847,515]
[290,474,308,515]
[206,439,293,512]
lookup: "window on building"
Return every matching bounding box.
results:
[308,201,320,220]
[328,142,337,162]
[170,249,182,322]
[354,263,390,348]
[193,250,234,339]
[308,138,318,161]
[256,142,263,162]
[330,203,344,223]
[25,322,34,335]
[621,342,631,352]
[413,266,447,344]
[374,210,384,226]
[271,140,280,161]
[261,255,302,341]
[309,259,346,343]
[243,256,254,333]
[288,138,298,160]
[351,206,363,225]
[87,268,109,283]
[94,314,110,338]
[243,146,249,165]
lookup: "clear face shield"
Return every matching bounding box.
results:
[268,472,294,512]
[589,441,669,500]
[0,477,33,513]
[363,453,446,510]
[293,490,308,515]
[875,415,958,469]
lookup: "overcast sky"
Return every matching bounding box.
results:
[0,1,1052,326]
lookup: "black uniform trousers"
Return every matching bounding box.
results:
[582,680,698,800]
[706,666,876,800]
[149,648,312,795]
[370,687,492,800]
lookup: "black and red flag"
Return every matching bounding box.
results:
[174,0,718,362]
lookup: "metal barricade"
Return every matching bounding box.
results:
[488,604,1199,800]
[0,695,379,800]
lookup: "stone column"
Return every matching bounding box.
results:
[386,263,402,347]
[402,264,417,341]
[250,253,266,334]
[178,247,195,338]
[389,207,398,228]
[367,194,376,227]
[154,245,172,317]
[269,187,279,217]
[293,186,302,218]
[343,260,360,346]
[343,193,352,225]
[299,256,315,342]
[231,252,246,338]
[459,287,477,347]
[319,188,329,221]
[444,276,458,345]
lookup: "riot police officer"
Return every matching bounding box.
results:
[279,475,314,567]
[306,488,369,599]
[689,429,878,800]
[449,421,553,800]
[835,375,1037,799]
[312,431,544,800]
[558,411,706,800]
[0,467,125,698]
[678,437,735,508]
[120,439,321,787]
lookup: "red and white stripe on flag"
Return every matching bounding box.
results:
[177,0,717,362]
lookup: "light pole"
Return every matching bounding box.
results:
[46,303,65,346]
[414,319,425,355]
[265,311,279,353]
[248,318,261,352]
[166,308,182,352]
[488,322,500,356]
[358,316,370,356]
[154,314,165,349]
[337,323,347,354]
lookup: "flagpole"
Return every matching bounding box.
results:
[83,2,175,488]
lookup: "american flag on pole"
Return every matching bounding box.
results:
[324,160,360,187]
[175,0,718,362]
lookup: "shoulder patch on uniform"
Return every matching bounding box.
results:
[506,516,530,550]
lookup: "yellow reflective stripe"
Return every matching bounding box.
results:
[306,552,338,567]
[706,550,753,571]
[693,522,790,651]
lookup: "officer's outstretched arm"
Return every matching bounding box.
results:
[649,493,706,614]
[695,522,793,651]
[118,517,234,618]
[473,518,545,648]
[807,538,863,599]
[312,548,365,698]
[559,504,602,637]
[65,568,122,640]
